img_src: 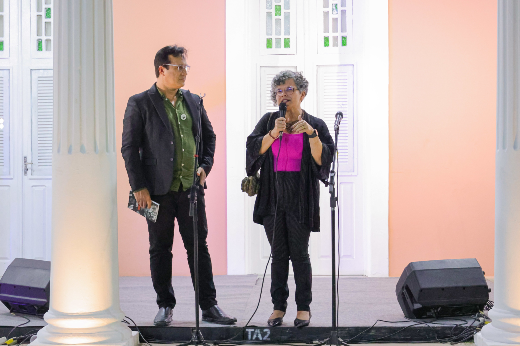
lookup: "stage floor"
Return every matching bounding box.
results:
[0,276,494,343]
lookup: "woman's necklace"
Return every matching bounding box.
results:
[286,120,298,133]
[285,110,303,133]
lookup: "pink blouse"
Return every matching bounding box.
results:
[271,133,304,172]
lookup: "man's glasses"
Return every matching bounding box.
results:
[276,86,298,96]
[163,64,190,73]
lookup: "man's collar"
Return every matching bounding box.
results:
[155,83,183,102]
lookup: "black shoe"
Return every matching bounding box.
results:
[267,311,286,327]
[154,306,173,326]
[294,311,311,328]
[202,305,237,325]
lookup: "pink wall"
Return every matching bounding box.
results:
[389,0,497,276]
[113,0,227,276]
[112,0,497,277]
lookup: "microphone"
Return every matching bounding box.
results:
[334,111,343,132]
[278,102,287,138]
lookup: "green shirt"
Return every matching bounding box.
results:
[157,86,196,192]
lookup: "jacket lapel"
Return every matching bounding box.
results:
[148,84,172,135]
[182,89,200,137]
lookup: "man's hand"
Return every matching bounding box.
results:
[134,188,152,209]
[197,167,206,186]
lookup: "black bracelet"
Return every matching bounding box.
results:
[308,129,318,138]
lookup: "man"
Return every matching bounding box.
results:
[121,45,236,326]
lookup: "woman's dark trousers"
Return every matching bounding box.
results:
[263,172,312,312]
[147,187,217,310]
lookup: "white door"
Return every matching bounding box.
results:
[0,0,53,275]
[238,0,364,275]
[21,0,53,260]
[0,0,21,275]
[227,0,388,277]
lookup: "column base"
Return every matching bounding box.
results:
[476,325,520,346]
[30,317,137,346]
[30,331,138,346]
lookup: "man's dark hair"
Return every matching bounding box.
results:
[154,45,187,78]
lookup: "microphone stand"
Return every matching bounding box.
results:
[317,117,348,346]
[179,94,210,346]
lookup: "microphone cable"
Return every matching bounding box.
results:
[244,121,283,327]
[215,115,284,345]
[241,103,286,326]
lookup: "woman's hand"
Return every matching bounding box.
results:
[293,115,322,164]
[291,115,314,135]
[272,117,286,136]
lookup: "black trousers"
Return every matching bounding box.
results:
[147,186,217,310]
[263,172,312,312]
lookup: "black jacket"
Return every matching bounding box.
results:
[246,111,334,231]
[121,84,216,195]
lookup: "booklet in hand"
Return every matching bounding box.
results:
[128,190,160,223]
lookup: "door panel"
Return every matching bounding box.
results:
[22,69,53,260]
[31,69,53,177]
[0,185,12,274]
[311,63,363,275]
[316,65,355,174]
[0,69,10,176]
[23,185,49,259]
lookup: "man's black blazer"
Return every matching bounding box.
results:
[121,84,216,196]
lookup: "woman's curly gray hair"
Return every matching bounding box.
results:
[270,70,309,106]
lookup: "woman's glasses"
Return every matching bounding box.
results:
[276,86,298,96]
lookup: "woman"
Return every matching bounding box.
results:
[246,71,334,327]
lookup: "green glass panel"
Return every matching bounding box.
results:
[37,39,42,51]
[0,42,4,51]
[275,5,281,16]
[324,36,329,47]
[45,7,51,19]
[284,38,290,48]
[332,3,338,14]
[266,38,273,49]
[342,36,347,46]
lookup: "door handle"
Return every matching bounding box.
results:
[24,156,33,176]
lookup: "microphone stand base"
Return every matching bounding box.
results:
[316,331,349,346]
[177,329,211,346]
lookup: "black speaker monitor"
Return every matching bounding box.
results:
[0,258,51,315]
[396,258,489,319]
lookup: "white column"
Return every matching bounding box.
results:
[475,1,520,346]
[31,1,137,345]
